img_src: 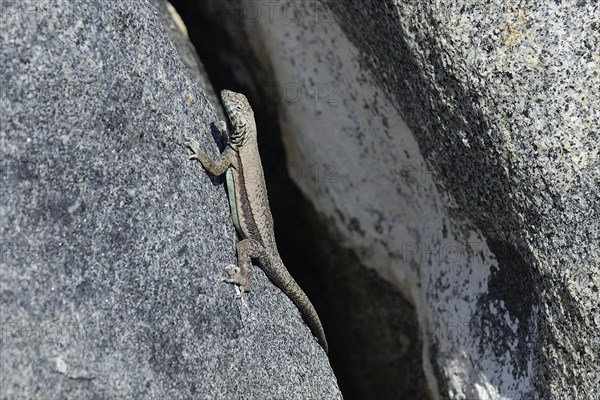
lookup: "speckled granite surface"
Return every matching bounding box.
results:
[328,2,599,398]
[0,1,340,398]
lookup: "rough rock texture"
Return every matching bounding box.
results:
[179,1,600,399]
[0,1,340,399]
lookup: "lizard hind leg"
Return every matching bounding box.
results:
[223,238,265,294]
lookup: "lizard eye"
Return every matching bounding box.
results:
[236,105,242,111]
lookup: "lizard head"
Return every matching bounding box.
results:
[221,90,256,148]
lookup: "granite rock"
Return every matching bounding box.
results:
[0,1,340,398]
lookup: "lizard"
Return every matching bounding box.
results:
[185,89,328,353]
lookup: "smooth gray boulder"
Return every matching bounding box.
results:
[180,1,599,399]
[0,1,340,398]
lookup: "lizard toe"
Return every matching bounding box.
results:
[224,264,239,275]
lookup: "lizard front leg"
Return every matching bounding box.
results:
[224,238,266,294]
[185,136,235,176]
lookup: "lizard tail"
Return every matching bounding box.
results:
[264,256,329,353]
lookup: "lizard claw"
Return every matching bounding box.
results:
[185,137,199,149]
[223,264,250,294]
[185,137,202,161]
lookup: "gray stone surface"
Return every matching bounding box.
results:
[328,2,599,399]
[182,0,599,398]
[0,1,340,398]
